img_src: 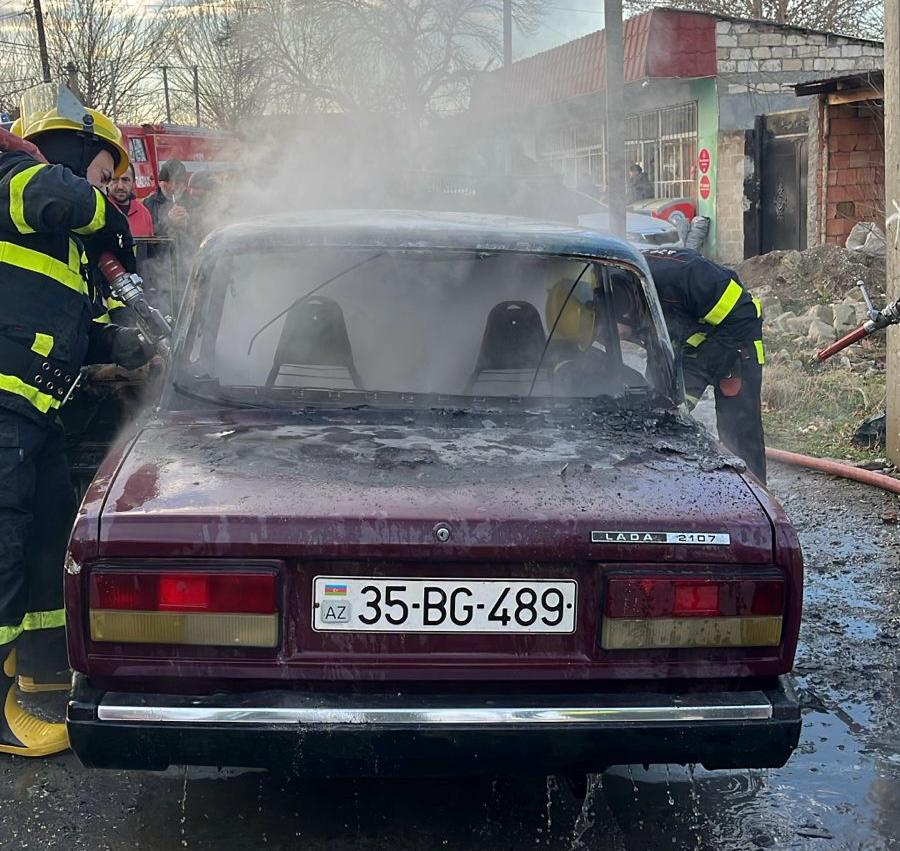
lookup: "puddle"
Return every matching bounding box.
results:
[2,468,899,850]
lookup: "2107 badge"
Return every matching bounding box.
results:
[312,577,577,633]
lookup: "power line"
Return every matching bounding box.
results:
[0,38,39,49]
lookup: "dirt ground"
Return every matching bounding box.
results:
[0,464,898,850]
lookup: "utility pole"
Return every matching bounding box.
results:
[885,0,900,462]
[193,65,201,127]
[503,0,512,66]
[32,0,51,83]
[161,65,172,124]
[604,0,626,237]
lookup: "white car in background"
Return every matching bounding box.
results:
[577,207,684,250]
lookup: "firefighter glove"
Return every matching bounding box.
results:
[110,327,156,370]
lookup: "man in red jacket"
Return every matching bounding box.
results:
[109,163,153,238]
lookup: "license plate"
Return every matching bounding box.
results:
[312,577,577,633]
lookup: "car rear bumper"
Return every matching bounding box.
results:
[67,674,801,775]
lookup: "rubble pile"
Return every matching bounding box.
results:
[737,244,886,313]
[739,246,889,459]
[736,245,887,370]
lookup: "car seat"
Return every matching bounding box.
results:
[266,296,363,390]
[466,301,549,395]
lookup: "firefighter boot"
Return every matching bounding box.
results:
[16,628,71,693]
[0,647,69,757]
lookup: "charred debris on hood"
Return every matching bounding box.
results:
[149,393,743,484]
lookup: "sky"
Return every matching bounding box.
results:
[516,2,604,59]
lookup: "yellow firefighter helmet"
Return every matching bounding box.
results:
[545,275,598,351]
[14,83,129,176]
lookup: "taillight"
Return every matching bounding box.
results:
[602,576,784,650]
[89,570,278,648]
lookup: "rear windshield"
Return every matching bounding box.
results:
[175,248,665,407]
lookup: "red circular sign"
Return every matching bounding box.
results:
[699,148,711,174]
[699,174,711,200]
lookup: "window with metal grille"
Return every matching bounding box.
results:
[626,102,698,200]
[535,102,698,201]
[536,122,605,195]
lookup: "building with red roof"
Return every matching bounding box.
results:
[470,9,882,262]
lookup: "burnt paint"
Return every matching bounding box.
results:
[66,403,803,690]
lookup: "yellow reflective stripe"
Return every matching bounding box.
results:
[702,279,743,326]
[8,164,44,235]
[23,609,65,630]
[754,339,765,365]
[0,623,21,646]
[684,393,701,409]
[31,333,53,356]
[0,241,88,294]
[752,296,762,318]
[0,609,66,646]
[0,372,61,413]
[685,332,707,347]
[93,311,111,325]
[73,187,106,235]
[107,298,127,311]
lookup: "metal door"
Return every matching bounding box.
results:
[759,129,807,252]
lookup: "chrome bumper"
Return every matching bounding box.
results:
[95,691,774,727]
[68,676,801,773]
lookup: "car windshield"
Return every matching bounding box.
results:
[175,247,663,408]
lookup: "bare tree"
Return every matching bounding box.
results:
[325,0,547,117]
[623,0,883,40]
[256,0,548,120]
[168,0,273,129]
[0,11,44,114]
[250,0,364,113]
[42,0,179,120]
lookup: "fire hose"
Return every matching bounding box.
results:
[98,253,172,357]
[815,280,900,362]
[766,447,900,495]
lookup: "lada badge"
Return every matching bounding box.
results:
[591,531,731,545]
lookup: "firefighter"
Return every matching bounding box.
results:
[0,100,153,756]
[543,270,649,396]
[642,248,766,482]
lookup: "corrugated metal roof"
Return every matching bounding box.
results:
[473,9,716,114]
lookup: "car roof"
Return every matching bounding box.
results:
[203,209,649,267]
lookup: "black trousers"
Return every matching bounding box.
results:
[0,408,75,680]
[683,342,767,484]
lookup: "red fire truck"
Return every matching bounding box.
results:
[117,124,237,199]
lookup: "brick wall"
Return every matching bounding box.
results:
[715,131,748,264]
[821,102,884,245]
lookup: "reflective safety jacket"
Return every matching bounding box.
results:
[643,248,764,365]
[0,150,131,422]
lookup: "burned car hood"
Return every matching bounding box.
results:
[96,405,776,564]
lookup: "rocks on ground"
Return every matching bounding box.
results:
[736,244,886,311]
[737,245,887,373]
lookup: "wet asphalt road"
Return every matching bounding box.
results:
[1,465,899,850]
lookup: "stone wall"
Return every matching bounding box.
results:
[821,101,885,246]
[715,20,883,132]
[715,130,750,265]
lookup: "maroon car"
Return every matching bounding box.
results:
[65,211,802,776]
